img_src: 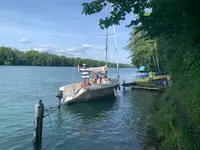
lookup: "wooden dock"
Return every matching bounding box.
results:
[131,85,165,92]
[121,81,137,87]
[122,81,166,92]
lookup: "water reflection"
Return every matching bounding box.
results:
[54,96,119,139]
[56,108,64,129]
[65,96,117,120]
[126,90,162,149]
[54,96,118,126]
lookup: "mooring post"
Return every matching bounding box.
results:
[33,100,44,148]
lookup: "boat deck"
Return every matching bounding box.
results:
[59,77,120,104]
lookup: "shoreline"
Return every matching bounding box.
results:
[0,65,133,68]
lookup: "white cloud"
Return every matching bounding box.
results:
[22,41,129,63]
[67,44,91,53]
[19,37,31,44]
[66,52,81,58]
[82,44,90,49]
[32,43,66,55]
[99,46,106,50]
[22,42,129,63]
[30,43,91,58]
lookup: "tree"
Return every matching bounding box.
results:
[82,0,200,41]
[0,46,129,67]
[125,27,157,71]
[82,0,148,29]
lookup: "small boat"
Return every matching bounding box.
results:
[135,75,170,83]
[137,72,168,78]
[57,77,119,104]
[121,80,167,92]
[55,1,120,104]
[121,73,171,91]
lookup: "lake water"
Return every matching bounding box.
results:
[0,66,159,150]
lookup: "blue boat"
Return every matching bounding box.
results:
[137,72,168,78]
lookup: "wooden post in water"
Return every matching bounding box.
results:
[33,100,44,148]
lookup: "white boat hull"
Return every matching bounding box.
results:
[57,78,119,104]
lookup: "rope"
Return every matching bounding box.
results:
[32,106,59,133]
[43,106,61,118]
[43,105,65,133]
[46,109,56,132]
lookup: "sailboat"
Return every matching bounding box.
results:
[55,1,120,104]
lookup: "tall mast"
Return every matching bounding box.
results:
[105,0,108,67]
[112,19,119,76]
[110,3,119,77]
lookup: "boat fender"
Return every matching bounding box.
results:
[55,90,63,98]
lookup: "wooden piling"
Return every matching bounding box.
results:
[33,100,44,148]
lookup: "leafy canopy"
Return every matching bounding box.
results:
[125,27,156,70]
[82,0,200,40]
[82,0,148,29]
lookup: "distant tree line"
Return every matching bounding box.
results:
[0,46,130,68]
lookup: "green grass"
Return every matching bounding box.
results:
[140,87,199,149]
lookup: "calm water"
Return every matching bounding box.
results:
[0,66,159,150]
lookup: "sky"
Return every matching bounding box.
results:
[0,0,134,64]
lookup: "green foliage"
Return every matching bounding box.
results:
[0,46,129,68]
[82,0,200,40]
[82,0,148,29]
[125,27,158,70]
[81,0,200,148]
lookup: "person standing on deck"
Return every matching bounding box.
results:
[77,64,90,87]
[148,71,154,85]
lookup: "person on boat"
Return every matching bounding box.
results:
[157,79,161,85]
[148,71,154,85]
[77,64,91,87]
[162,78,168,86]
[95,75,101,85]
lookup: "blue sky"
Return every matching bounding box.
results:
[0,0,134,63]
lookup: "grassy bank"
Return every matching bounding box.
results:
[143,87,199,149]
[131,84,200,149]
